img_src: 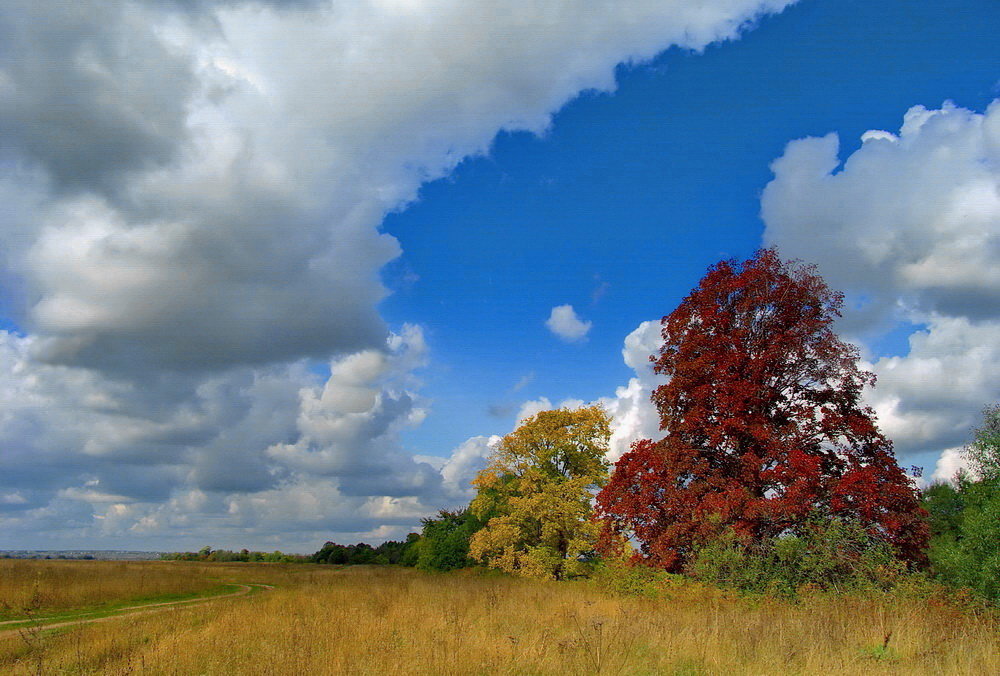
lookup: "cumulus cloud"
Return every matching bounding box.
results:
[439,435,501,500]
[266,325,443,498]
[0,325,476,550]
[515,396,585,424]
[596,320,667,460]
[762,100,1000,466]
[763,101,1000,325]
[545,304,593,342]
[863,317,1000,457]
[0,0,798,548]
[0,0,196,193]
[513,320,666,461]
[2,0,795,374]
[0,329,305,545]
[932,447,970,483]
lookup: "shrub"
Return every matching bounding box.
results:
[687,516,907,596]
[592,560,675,597]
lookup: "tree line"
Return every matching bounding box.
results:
[182,249,1000,602]
[161,547,309,563]
[385,250,999,599]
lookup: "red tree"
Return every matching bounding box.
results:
[596,249,927,571]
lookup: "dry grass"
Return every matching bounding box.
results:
[1,563,998,674]
[0,560,232,617]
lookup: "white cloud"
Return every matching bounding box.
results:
[2,0,796,374]
[516,397,555,424]
[597,320,667,460]
[762,100,1000,466]
[439,435,501,499]
[932,447,970,483]
[513,320,665,461]
[863,317,1000,457]
[545,304,593,342]
[762,100,1000,324]
[266,325,443,498]
[0,324,485,550]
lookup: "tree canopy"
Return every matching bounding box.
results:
[924,403,1000,599]
[413,509,483,572]
[965,403,1000,482]
[596,248,927,571]
[469,405,611,580]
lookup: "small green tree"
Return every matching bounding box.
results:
[414,509,485,572]
[399,533,421,567]
[924,404,1000,599]
[926,478,1000,599]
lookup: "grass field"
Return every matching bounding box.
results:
[0,560,233,621]
[1,561,998,674]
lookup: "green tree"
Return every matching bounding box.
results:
[399,533,421,567]
[923,481,965,539]
[415,509,484,571]
[469,405,611,580]
[926,477,1000,599]
[925,404,1000,599]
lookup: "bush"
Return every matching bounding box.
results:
[926,477,1000,600]
[414,509,485,572]
[592,560,676,597]
[687,516,907,596]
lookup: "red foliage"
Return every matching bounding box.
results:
[596,249,928,571]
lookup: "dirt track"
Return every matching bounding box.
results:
[0,583,273,640]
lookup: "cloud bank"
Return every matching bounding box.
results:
[0,0,795,549]
[762,100,1000,477]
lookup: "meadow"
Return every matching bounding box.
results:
[1,560,998,674]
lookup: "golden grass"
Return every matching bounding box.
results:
[0,560,231,616]
[1,563,998,674]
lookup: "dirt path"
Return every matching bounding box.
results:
[0,583,274,640]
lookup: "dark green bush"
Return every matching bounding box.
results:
[925,477,1000,600]
[414,508,485,572]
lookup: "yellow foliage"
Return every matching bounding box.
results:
[469,405,610,580]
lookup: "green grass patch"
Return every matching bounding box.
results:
[0,583,246,630]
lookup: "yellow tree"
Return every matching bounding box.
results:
[469,405,611,580]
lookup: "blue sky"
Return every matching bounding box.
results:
[383,0,1000,464]
[0,0,997,551]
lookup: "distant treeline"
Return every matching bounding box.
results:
[161,547,309,563]
[162,509,483,571]
[310,509,485,571]
[311,536,417,566]
[0,553,96,560]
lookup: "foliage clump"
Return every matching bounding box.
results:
[687,516,906,596]
[413,509,484,572]
[312,537,419,566]
[469,405,611,580]
[163,547,309,563]
[924,404,1000,600]
[964,403,1000,482]
[597,248,927,571]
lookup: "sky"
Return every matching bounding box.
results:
[0,0,997,552]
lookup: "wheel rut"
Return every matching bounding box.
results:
[0,583,274,640]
